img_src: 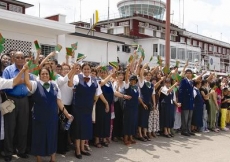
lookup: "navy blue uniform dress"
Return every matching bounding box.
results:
[160,88,175,128]
[31,82,58,156]
[123,85,139,136]
[138,82,154,128]
[95,81,114,138]
[70,74,98,140]
[192,88,204,127]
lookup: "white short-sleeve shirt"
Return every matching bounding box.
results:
[29,80,61,99]
[73,74,102,96]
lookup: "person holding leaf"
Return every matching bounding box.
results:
[94,67,131,148]
[123,64,139,145]
[24,64,72,162]
[160,79,180,138]
[137,63,155,142]
[68,63,105,159]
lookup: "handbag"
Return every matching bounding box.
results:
[0,92,15,115]
[58,107,66,131]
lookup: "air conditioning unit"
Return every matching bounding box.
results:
[110,23,115,27]
[145,23,149,28]
[119,22,123,26]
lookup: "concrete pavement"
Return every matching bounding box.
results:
[6,131,230,162]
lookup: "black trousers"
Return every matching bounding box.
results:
[4,96,29,156]
[181,110,193,133]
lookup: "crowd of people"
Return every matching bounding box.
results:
[0,48,230,162]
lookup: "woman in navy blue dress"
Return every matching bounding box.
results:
[69,63,108,159]
[160,78,180,138]
[123,65,139,145]
[24,67,72,162]
[138,63,155,142]
[94,68,131,147]
[192,80,204,131]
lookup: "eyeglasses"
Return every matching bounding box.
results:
[15,57,25,60]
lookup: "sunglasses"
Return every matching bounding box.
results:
[15,57,25,60]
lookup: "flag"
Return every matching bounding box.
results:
[141,49,145,60]
[0,44,4,53]
[128,55,133,63]
[101,66,107,71]
[163,66,170,74]
[34,40,40,50]
[95,10,99,24]
[207,63,209,70]
[157,55,162,66]
[66,47,73,56]
[50,70,58,80]
[109,62,118,69]
[77,53,86,61]
[28,60,40,76]
[175,60,180,67]
[71,42,78,51]
[55,44,62,53]
[0,33,5,44]
[149,56,153,62]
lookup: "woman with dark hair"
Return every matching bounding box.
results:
[138,63,155,141]
[215,79,222,128]
[112,71,125,142]
[209,81,219,132]
[160,78,180,138]
[191,80,204,132]
[123,64,139,145]
[24,66,72,162]
[0,54,11,76]
[69,63,108,159]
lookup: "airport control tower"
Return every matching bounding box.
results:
[117,0,166,20]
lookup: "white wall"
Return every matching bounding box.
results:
[114,26,124,35]
[65,35,119,64]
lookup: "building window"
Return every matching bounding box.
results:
[9,4,23,13]
[161,33,165,39]
[171,46,176,59]
[139,27,144,34]
[159,44,165,57]
[218,47,222,53]
[187,50,193,61]
[0,2,7,10]
[209,44,213,51]
[204,43,208,51]
[153,44,158,56]
[117,46,120,51]
[177,48,185,60]
[124,27,130,35]
[122,45,130,53]
[193,40,197,47]
[214,46,217,52]
[199,42,203,48]
[108,29,114,34]
[180,37,185,43]
[153,31,156,37]
[187,39,191,45]
[223,48,226,54]
[41,44,55,57]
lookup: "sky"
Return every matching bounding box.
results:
[22,0,230,43]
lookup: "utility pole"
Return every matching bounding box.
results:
[108,0,110,20]
[165,0,171,68]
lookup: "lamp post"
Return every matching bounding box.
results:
[165,0,171,68]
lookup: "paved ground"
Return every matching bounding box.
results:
[4,131,230,162]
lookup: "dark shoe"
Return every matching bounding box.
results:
[112,137,119,142]
[56,151,66,155]
[181,132,190,136]
[138,137,147,142]
[164,134,171,138]
[75,150,82,159]
[169,134,174,137]
[17,153,29,158]
[4,155,12,162]
[189,132,196,136]
[144,136,151,141]
[101,142,109,147]
[81,151,91,156]
[94,143,103,148]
